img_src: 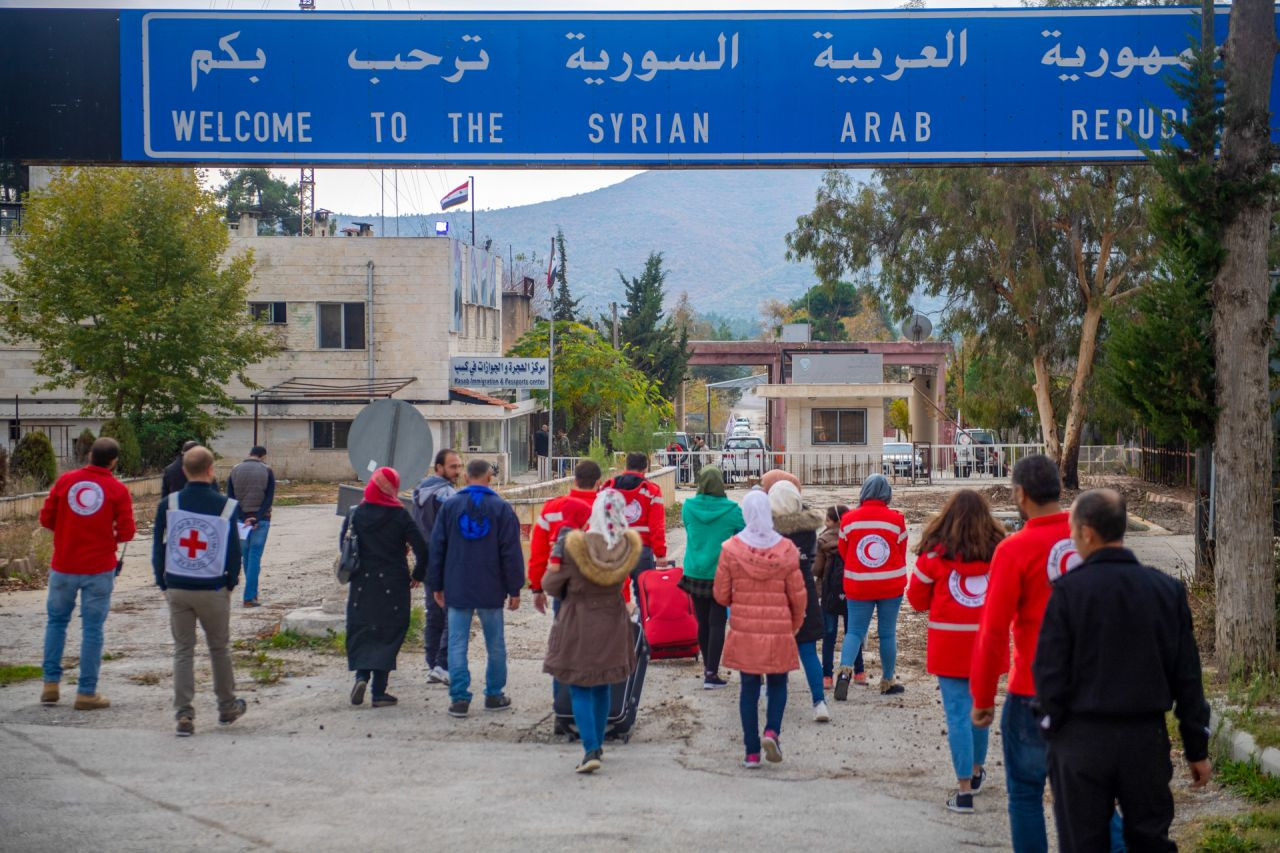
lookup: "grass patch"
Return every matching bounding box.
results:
[101,651,125,661]
[236,627,345,655]
[1191,804,1280,852]
[235,651,288,685]
[1218,672,1280,751]
[404,605,425,646]
[127,672,163,686]
[1217,759,1280,804]
[0,664,42,685]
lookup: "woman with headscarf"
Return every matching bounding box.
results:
[765,476,831,722]
[834,474,910,700]
[543,489,641,774]
[680,466,744,689]
[341,467,429,708]
[714,489,806,769]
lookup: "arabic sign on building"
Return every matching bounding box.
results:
[450,357,549,390]
[118,7,1280,166]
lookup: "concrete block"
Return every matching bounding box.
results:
[1261,747,1280,777]
[281,607,345,638]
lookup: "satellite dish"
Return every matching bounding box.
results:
[902,313,933,343]
[346,399,434,486]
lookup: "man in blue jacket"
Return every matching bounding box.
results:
[428,458,526,718]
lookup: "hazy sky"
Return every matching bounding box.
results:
[25,0,1023,214]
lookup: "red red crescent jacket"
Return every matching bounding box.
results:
[970,511,1076,707]
[837,500,909,601]
[600,472,666,559]
[39,465,136,574]
[528,488,595,593]
[907,549,998,678]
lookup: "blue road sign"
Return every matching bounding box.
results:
[120,7,1280,166]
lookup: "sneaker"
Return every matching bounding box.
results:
[970,768,987,795]
[350,678,368,706]
[834,669,852,701]
[813,700,831,723]
[947,791,975,814]
[448,699,470,718]
[576,749,603,774]
[73,693,110,711]
[218,698,247,725]
[880,678,905,696]
[40,682,59,706]
[853,672,869,686]
[371,693,398,708]
[762,730,783,763]
[742,753,762,769]
[703,675,729,690]
[175,716,194,737]
[243,599,261,608]
[822,676,833,690]
[484,694,512,712]
[426,666,451,685]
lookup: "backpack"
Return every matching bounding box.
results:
[821,548,847,615]
[335,506,360,584]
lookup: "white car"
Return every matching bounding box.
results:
[882,442,925,477]
[720,435,766,481]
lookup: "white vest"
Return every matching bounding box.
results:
[164,492,238,580]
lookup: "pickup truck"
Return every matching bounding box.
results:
[720,435,766,482]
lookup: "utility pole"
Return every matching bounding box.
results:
[297,0,316,236]
[611,301,620,349]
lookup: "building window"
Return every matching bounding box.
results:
[466,420,502,452]
[250,301,287,324]
[311,420,352,449]
[811,408,867,446]
[317,302,366,349]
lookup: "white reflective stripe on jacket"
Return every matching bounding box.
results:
[844,566,909,582]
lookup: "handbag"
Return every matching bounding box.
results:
[335,506,360,584]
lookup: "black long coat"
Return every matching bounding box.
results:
[340,503,429,672]
[775,509,826,645]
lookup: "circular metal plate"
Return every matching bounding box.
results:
[346,399,434,485]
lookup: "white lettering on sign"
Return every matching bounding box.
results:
[839,112,932,144]
[1070,106,1185,140]
[587,112,709,144]
[172,110,312,144]
[447,112,505,144]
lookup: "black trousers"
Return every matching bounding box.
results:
[1047,715,1175,853]
[690,593,727,676]
[630,547,656,604]
[424,587,448,670]
[355,669,389,696]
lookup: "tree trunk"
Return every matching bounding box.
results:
[1059,300,1105,489]
[1031,353,1062,461]
[1194,443,1214,585]
[1212,0,1276,677]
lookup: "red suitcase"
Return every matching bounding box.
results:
[637,566,700,660]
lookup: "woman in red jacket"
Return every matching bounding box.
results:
[906,489,1006,815]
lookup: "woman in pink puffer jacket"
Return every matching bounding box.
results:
[714,488,806,769]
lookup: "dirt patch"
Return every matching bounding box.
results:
[274,480,344,507]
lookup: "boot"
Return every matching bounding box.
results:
[879,677,905,696]
[40,682,59,705]
[73,693,111,710]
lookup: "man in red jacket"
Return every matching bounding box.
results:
[530,459,600,614]
[38,437,136,710]
[602,451,667,599]
[969,455,1077,853]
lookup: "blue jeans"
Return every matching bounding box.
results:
[823,610,862,676]
[938,676,989,782]
[739,672,787,755]
[841,596,902,680]
[447,607,507,703]
[42,570,114,695]
[1003,693,1049,853]
[569,684,611,754]
[240,519,270,602]
[797,641,825,704]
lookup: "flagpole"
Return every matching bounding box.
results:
[547,237,555,475]
[469,175,475,247]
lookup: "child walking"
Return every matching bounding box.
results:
[714,489,807,768]
[906,489,1005,812]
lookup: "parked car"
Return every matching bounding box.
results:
[720,435,767,482]
[882,442,925,478]
[954,428,1007,477]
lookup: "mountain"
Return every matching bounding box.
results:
[333,169,860,320]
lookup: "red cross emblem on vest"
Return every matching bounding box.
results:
[178,529,208,560]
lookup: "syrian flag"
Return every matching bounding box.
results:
[440,180,469,210]
[545,237,558,293]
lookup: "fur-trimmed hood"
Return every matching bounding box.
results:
[564,529,642,587]
[772,506,824,536]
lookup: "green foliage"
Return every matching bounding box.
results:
[99,417,142,476]
[404,605,426,646]
[216,168,302,235]
[73,428,95,466]
[134,412,211,472]
[787,281,859,341]
[586,437,615,476]
[1217,759,1280,804]
[10,432,57,488]
[959,347,1041,438]
[0,445,10,495]
[509,321,672,441]
[613,398,663,455]
[887,398,911,439]
[551,227,581,322]
[1,168,279,426]
[0,664,42,686]
[617,252,689,399]
[1192,805,1280,853]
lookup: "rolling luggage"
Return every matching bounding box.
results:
[554,617,650,743]
[637,566,700,660]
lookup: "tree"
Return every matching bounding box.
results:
[1208,0,1277,675]
[73,428,95,466]
[613,397,664,455]
[550,227,581,322]
[787,165,1155,488]
[888,398,911,440]
[617,252,689,399]
[0,168,279,433]
[10,432,57,489]
[509,320,672,444]
[99,417,142,477]
[216,169,302,235]
[788,281,859,340]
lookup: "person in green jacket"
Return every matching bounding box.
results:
[680,466,745,689]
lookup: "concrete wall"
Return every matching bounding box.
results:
[785,397,886,456]
[0,475,163,521]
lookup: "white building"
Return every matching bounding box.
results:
[0,212,539,482]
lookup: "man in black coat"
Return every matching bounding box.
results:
[1033,488,1212,853]
[161,440,218,497]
